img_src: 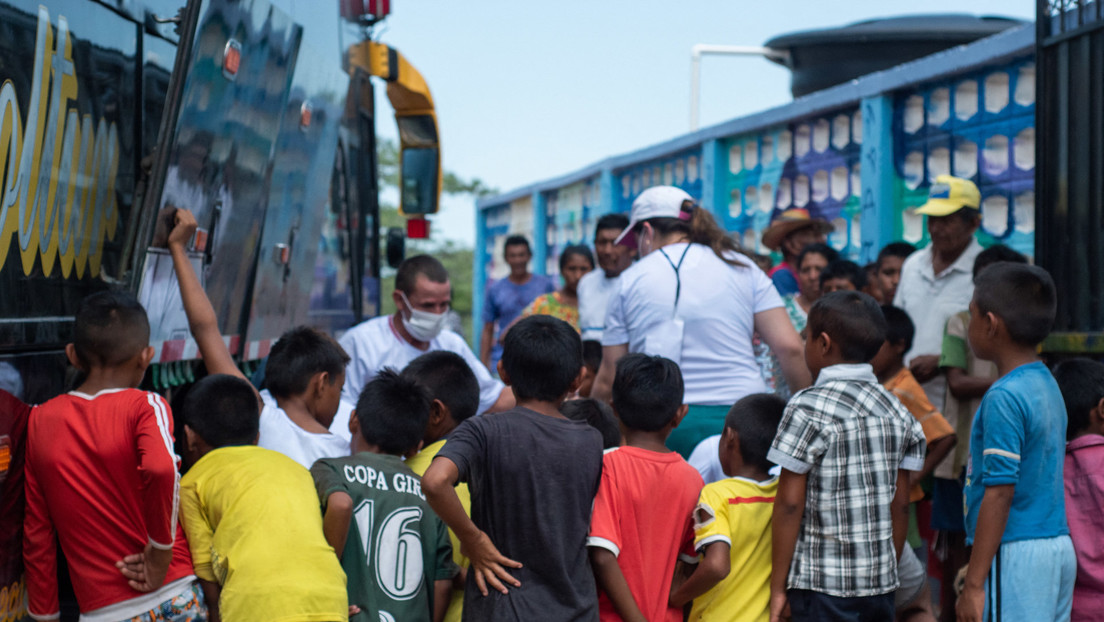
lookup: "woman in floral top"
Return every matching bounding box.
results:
[513,244,595,332]
[768,243,839,397]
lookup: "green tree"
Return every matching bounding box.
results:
[376,139,491,343]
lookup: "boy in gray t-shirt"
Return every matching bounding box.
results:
[424,316,603,621]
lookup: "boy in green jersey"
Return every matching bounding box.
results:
[312,369,457,622]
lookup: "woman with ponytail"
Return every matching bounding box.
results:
[590,186,810,459]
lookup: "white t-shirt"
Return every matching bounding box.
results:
[257,390,351,469]
[688,434,726,484]
[576,269,621,342]
[893,238,983,411]
[603,243,783,405]
[339,315,505,414]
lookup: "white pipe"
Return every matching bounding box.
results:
[690,45,790,131]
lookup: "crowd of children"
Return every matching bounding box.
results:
[17,204,1104,622]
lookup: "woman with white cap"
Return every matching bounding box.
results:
[590,186,810,458]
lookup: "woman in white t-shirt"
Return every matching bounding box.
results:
[590,186,810,458]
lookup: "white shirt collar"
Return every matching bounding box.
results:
[815,363,878,385]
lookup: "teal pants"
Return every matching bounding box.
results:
[666,404,731,459]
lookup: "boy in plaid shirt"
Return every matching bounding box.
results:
[768,291,926,622]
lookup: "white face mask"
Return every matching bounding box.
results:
[399,292,449,342]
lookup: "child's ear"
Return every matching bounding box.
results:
[567,365,586,397]
[1091,398,1104,426]
[815,331,832,354]
[138,346,155,369]
[429,399,448,426]
[891,339,909,356]
[64,343,84,371]
[670,404,690,430]
[348,410,359,435]
[497,360,511,386]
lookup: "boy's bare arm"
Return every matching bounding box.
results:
[770,469,807,622]
[918,435,956,483]
[322,492,354,560]
[956,484,1013,622]
[892,469,911,560]
[590,548,647,622]
[945,367,994,400]
[668,542,730,608]
[432,579,451,622]
[423,456,522,596]
[198,580,221,622]
[166,209,248,383]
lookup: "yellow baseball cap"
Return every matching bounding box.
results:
[915,175,981,216]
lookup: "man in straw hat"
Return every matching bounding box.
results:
[761,208,833,296]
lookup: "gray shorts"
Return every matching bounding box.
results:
[895,545,926,609]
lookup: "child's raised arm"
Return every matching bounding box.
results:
[423,456,522,596]
[166,209,248,383]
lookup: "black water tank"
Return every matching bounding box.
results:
[764,14,1028,98]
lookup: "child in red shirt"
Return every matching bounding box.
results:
[23,290,202,621]
[588,354,704,621]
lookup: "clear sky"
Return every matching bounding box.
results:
[369,0,1036,245]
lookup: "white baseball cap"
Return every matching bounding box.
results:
[614,186,696,246]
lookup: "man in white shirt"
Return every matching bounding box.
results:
[893,175,984,411]
[577,213,635,343]
[340,254,513,415]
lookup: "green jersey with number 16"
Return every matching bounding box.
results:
[313,452,458,622]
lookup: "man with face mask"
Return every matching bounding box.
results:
[339,255,514,415]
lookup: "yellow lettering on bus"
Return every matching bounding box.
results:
[0,7,120,279]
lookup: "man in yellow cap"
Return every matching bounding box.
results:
[761,208,833,296]
[893,174,983,412]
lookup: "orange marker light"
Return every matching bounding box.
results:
[223,40,241,79]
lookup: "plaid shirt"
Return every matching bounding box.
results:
[768,364,926,597]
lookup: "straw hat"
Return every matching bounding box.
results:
[761,208,833,251]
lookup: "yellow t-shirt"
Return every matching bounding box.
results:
[179,445,348,622]
[688,476,777,622]
[406,439,470,622]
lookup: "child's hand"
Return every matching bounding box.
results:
[115,542,172,592]
[461,530,522,596]
[956,582,984,622]
[768,590,789,622]
[167,209,198,251]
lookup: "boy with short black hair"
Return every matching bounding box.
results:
[422,315,603,621]
[178,374,348,621]
[588,354,703,621]
[768,291,926,622]
[402,351,481,622]
[24,291,203,621]
[957,263,1075,622]
[561,398,621,449]
[669,393,786,622]
[1053,358,1104,622]
[819,260,867,294]
[875,242,916,305]
[312,369,456,622]
[260,326,351,468]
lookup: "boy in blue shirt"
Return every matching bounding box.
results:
[958,263,1075,622]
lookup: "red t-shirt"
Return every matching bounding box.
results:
[24,389,193,617]
[588,446,704,622]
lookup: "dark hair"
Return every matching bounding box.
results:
[582,340,603,373]
[395,254,449,295]
[881,305,915,352]
[973,244,1027,279]
[797,243,839,270]
[876,242,916,269]
[503,235,532,256]
[400,351,480,423]
[807,291,887,362]
[973,263,1056,346]
[1053,358,1104,440]
[949,207,982,224]
[595,213,630,238]
[724,393,787,471]
[72,290,150,367]
[183,374,260,448]
[501,315,582,401]
[644,200,746,267]
[265,326,350,399]
[355,368,432,455]
[819,260,867,290]
[561,398,621,449]
[611,353,684,432]
[559,244,595,273]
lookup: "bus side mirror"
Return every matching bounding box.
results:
[385,227,405,268]
[399,146,439,216]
